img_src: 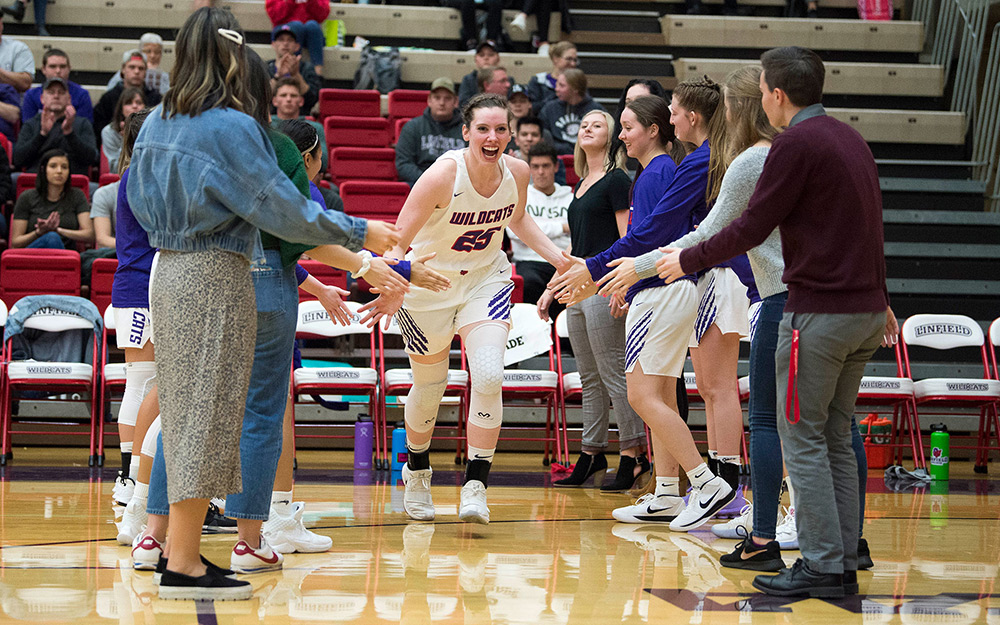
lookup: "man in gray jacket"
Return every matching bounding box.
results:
[395,77,466,186]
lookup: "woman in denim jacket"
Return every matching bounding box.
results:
[126,7,400,601]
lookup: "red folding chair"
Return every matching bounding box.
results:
[99,173,121,187]
[901,314,1000,473]
[559,154,579,187]
[89,258,118,318]
[318,88,381,121]
[98,304,127,462]
[296,260,348,303]
[328,147,397,185]
[291,300,381,464]
[0,249,81,308]
[15,174,90,199]
[496,303,561,465]
[989,318,1000,380]
[324,116,392,148]
[552,310,575,467]
[0,134,11,165]
[387,90,429,124]
[394,117,412,144]
[857,342,924,469]
[379,314,469,467]
[340,181,411,223]
[1,296,103,466]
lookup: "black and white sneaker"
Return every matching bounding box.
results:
[669,476,734,532]
[612,493,685,524]
[158,566,252,601]
[203,502,238,534]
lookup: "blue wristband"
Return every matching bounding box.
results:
[391,260,411,282]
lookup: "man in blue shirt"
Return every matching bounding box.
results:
[22,49,94,123]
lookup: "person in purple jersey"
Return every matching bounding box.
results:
[550,81,736,532]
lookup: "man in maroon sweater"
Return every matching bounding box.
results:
[658,46,897,598]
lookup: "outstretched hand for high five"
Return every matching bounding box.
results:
[363,221,401,255]
[547,251,593,304]
[596,256,640,299]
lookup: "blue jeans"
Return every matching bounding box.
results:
[147,250,299,518]
[748,291,786,540]
[28,231,66,249]
[282,21,326,68]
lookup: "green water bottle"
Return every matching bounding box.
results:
[929,423,950,481]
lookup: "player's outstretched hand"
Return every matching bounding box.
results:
[315,284,353,326]
[358,290,404,328]
[366,257,410,297]
[410,253,451,292]
[363,221,401,255]
[597,257,640,299]
[547,251,591,301]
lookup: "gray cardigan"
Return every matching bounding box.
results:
[634,146,787,299]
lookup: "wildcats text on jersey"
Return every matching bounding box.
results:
[449,203,516,227]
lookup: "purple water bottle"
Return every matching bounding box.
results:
[354,414,374,470]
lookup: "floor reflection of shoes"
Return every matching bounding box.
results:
[670,533,727,592]
[612,523,675,551]
[401,523,435,575]
[458,549,488,593]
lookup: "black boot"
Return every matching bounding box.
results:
[600,453,650,492]
[553,452,607,487]
[857,538,874,570]
[2,1,24,21]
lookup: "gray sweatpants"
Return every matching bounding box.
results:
[566,294,646,452]
[775,310,884,574]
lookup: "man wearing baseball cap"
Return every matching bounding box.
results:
[14,76,98,175]
[395,77,466,186]
[94,49,162,142]
[268,24,322,117]
[458,40,499,107]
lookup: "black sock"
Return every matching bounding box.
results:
[407,448,430,471]
[464,459,491,487]
[719,461,741,490]
[120,452,131,477]
[707,456,719,477]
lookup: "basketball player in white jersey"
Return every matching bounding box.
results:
[362,93,570,524]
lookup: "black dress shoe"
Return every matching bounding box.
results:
[843,570,859,595]
[553,452,607,487]
[752,558,845,598]
[857,538,874,570]
[720,537,786,572]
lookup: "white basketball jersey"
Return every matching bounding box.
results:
[407,149,518,276]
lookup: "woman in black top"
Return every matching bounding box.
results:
[538,109,649,490]
[10,148,93,249]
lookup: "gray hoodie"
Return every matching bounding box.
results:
[395,107,466,186]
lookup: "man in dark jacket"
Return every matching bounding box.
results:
[458,40,500,108]
[93,49,162,143]
[395,77,466,186]
[267,24,322,117]
[14,77,98,175]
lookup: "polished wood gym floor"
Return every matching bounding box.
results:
[0,449,997,624]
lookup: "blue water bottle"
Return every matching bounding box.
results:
[354,414,374,470]
[391,423,408,472]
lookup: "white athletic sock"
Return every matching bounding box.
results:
[708,449,719,460]
[132,481,148,502]
[467,445,495,463]
[406,438,431,454]
[655,477,680,497]
[128,454,141,480]
[718,454,740,466]
[686,463,713,488]
[271,490,293,517]
[120,441,133,455]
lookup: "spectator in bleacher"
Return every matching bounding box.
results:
[508,83,533,121]
[441,0,503,51]
[0,16,34,92]
[10,148,93,249]
[271,76,327,173]
[1,0,47,37]
[538,68,603,155]
[268,25,322,117]
[22,49,95,123]
[101,87,147,174]
[0,81,18,141]
[395,77,465,186]
[458,40,499,108]
[265,0,329,76]
[511,115,565,184]
[507,141,571,306]
[106,34,170,95]
[477,65,511,99]
[14,77,99,175]
[94,50,163,142]
[526,41,576,113]
[507,0,574,55]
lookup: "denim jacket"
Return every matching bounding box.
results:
[5,295,103,342]
[127,106,367,261]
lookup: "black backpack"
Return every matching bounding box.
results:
[353,45,401,94]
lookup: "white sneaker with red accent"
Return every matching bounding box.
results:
[131,531,163,571]
[230,535,284,574]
